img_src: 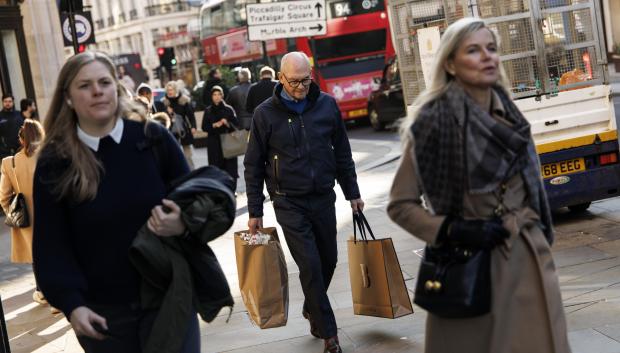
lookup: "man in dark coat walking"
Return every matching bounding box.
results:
[244,52,363,353]
[227,68,253,130]
[0,94,24,160]
[245,66,277,115]
[202,68,229,108]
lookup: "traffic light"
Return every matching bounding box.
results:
[157,47,176,69]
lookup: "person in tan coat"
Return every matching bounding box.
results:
[0,119,46,303]
[387,18,571,353]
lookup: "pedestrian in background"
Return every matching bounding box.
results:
[32,51,196,352]
[0,119,47,306]
[20,98,38,120]
[245,66,277,115]
[0,94,24,160]
[202,85,240,191]
[203,67,229,108]
[163,80,197,169]
[244,52,363,353]
[227,68,253,129]
[387,17,571,353]
[135,83,158,115]
[117,65,136,93]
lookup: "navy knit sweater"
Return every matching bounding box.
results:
[32,119,189,317]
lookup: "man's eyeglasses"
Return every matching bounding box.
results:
[282,73,312,88]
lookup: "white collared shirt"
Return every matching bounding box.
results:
[77,118,124,151]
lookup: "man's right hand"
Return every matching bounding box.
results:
[69,306,108,340]
[248,217,263,235]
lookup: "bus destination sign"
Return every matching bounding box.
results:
[246,0,327,41]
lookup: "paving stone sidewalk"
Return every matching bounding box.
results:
[4,144,620,352]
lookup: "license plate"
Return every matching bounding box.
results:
[348,108,368,118]
[541,158,585,179]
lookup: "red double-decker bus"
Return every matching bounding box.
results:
[199,0,394,121]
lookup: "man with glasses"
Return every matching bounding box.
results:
[244,52,363,353]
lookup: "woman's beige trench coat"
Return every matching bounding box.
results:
[388,142,572,353]
[0,151,37,263]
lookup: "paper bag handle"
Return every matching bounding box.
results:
[353,211,376,243]
[353,212,367,243]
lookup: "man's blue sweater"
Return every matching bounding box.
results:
[32,119,189,317]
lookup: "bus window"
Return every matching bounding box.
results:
[314,29,386,61]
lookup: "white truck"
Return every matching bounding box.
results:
[387,0,618,211]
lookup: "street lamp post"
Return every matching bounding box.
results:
[60,0,82,54]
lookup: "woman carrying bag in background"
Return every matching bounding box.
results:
[202,85,240,192]
[387,18,571,353]
[0,119,48,307]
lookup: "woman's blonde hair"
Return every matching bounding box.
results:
[165,81,178,97]
[19,119,45,157]
[41,51,145,202]
[399,17,510,139]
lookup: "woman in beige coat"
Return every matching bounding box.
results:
[387,18,571,353]
[0,119,45,302]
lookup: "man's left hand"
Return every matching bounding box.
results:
[350,198,365,213]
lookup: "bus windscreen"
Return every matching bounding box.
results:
[314,29,387,62]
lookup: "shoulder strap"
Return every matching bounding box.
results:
[10,156,21,193]
[143,123,168,181]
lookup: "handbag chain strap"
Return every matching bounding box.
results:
[11,157,21,194]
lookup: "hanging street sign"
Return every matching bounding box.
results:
[246,0,327,41]
[60,11,96,47]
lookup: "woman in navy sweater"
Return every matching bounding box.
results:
[32,52,196,352]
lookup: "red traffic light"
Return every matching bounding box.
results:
[157,47,165,56]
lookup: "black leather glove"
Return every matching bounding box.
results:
[437,216,510,250]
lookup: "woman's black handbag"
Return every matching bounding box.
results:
[413,244,491,318]
[4,157,29,228]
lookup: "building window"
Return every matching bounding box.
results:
[145,1,190,17]
[134,33,144,54]
[112,38,121,54]
[0,29,26,99]
[151,28,159,45]
[124,35,133,53]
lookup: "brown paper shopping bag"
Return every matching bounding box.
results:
[347,212,413,319]
[234,227,289,328]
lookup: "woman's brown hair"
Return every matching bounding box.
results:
[19,119,45,157]
[41,51,145,203]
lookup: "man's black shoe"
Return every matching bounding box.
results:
[324,336,342,353]
[302,310,321,339]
